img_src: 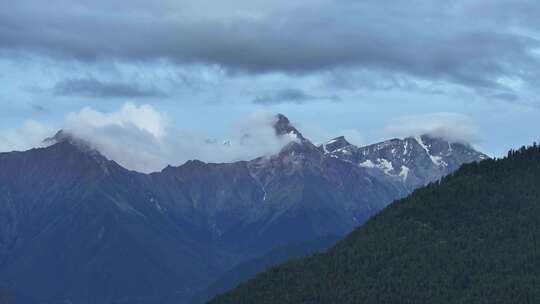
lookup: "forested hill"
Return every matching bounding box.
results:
[209,143,540,304]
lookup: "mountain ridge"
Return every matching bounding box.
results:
[320,134,488,191]
[209,144,539,304]
[0,114,487,304]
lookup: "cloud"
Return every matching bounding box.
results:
[59,103,295,172]
[253,88,341,105]
[381,112,480,144]
[0,103,297,173]
[0,121,54,152]
[340,129,364,146]
[65,103,167,138]
[1,0,539,95]
[53,77,166,98]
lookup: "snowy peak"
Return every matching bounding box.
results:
[322,133,488,191]
[319,136,353,154]
[410,134,488,167]
[412,135,450,167]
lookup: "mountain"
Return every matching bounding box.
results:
[0,291,10,304]
[0,114,486,304]
[209,144,540,304]
[273,113,306,140]
[319,134,488,192]
[190,236,339,304]
[0,142,228,304]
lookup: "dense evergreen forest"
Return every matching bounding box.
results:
[210,143,540,304]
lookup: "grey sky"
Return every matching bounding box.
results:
[1,0,539,168]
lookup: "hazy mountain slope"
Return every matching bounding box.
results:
[191,236,339,304]
[145,115,407,257]
[0,143,227,304]
[209,144,540,304]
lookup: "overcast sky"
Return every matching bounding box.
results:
[1,0,539,171]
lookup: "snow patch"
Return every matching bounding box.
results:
[360,158,394,175]
[322,144,329,154]
[399,165,410,181]
[403,140,409,155]
[415,136,444,167]
[359,159,376,168]
[377,158,394,174]
[430,155,448,167]
[415,136,430,154]
[336,148,352,155]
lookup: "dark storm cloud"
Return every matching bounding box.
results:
[1,0,540,92]
[253,88,341,105]
[52,78,166,99]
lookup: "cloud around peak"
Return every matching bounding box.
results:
[0,103,301,173]
[0,104,486,171]
[381,112,481,145]
[59,104,296,172]
[0,121,54,153]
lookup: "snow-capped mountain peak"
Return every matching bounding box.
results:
[319,136,353,154]
[322,133,488,191]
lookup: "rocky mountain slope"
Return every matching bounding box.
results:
[0,114,486,304]
[0,142,228,304]
[209,144,539,304]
